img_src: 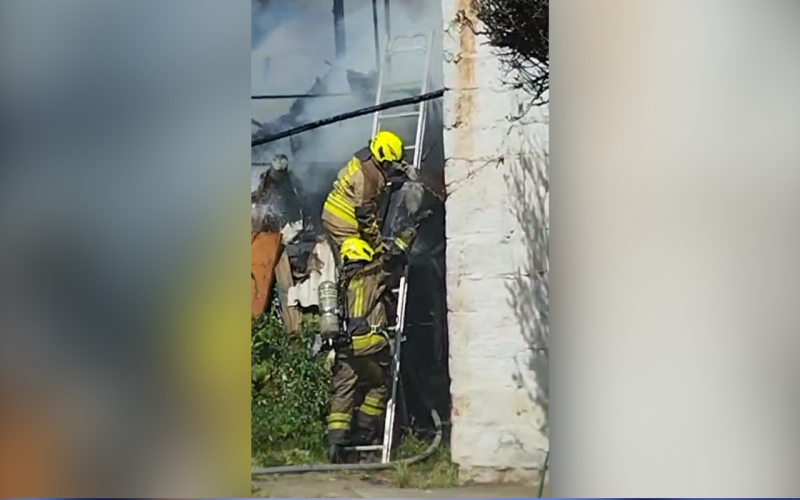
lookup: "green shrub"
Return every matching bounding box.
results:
[251,309,330,465]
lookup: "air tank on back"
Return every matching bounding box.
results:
[318,280,339,338]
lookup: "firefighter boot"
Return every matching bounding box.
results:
[359,450,381,464]
[327,442,346,464]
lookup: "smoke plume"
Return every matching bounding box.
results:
[251,0,445,197]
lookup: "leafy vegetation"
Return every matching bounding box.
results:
[250,301,456,488]
[251,307,330,466]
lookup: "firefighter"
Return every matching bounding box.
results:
[320,130,417,463]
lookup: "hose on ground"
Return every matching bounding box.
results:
[250,408,442,475]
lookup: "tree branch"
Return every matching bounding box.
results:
[472,0,549,104]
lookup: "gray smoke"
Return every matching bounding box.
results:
[251,0,444,197]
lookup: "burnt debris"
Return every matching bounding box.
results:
[251,155,306,234]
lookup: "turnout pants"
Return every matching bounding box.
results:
[327,348,391,446]
[327,260,391,446]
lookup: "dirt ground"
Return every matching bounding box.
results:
[251,472,548,498]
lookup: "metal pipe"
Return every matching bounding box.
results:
[384,0,392,75]
[333,0,346,59]
[371,0,381,71]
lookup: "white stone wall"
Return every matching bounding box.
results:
[441,0,549,484]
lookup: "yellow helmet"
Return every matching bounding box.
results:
[369,130,405,163]
[340,237,376,263]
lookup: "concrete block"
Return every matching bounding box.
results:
[457,465,546,487]
[451,388,545,429]
[447,240,515,278]
[445,274,517,313]
[451,420,548,469]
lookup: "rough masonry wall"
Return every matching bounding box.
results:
[441,0,549,484]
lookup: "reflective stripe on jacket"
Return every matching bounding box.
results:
[321,147,387,250]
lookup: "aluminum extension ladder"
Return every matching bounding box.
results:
[344,31,435,464]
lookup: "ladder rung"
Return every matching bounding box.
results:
[381,82,424,91]
[404,145,415,150]
[379,111,419,119]
[388,45,426,54]
[388,329,407,338]
[345,445,385,451]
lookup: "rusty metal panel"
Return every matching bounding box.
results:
[251,231,283,318]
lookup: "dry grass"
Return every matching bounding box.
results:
[384,434,460,489]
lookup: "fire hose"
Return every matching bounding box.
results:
[252,89,448,204]
[250,408,442,475]
[251,89,445,147]
[252,91,356,100]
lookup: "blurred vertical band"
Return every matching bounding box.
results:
[555,0,800,496]
[172,203,252,497]
[0,0,252,496]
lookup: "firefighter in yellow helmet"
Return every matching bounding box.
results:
[321,130,417,463]
[322,130,408,250]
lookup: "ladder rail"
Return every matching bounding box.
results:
[371,34,429,139]
[378,36,431,463]
[370,41,389,138]
[363,30,436,465]
[381,273,410,463]
[411,33,434,170]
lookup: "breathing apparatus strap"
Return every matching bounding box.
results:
[334,270,352,350]
[335,259,388,352]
